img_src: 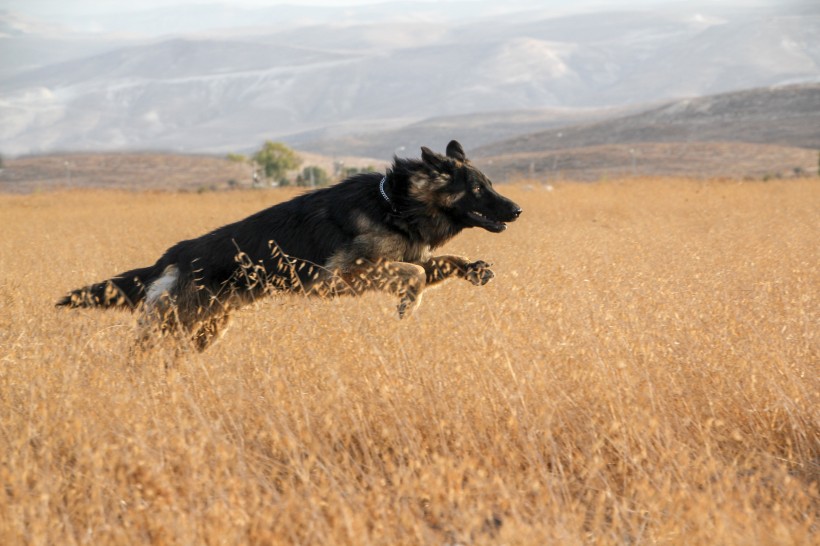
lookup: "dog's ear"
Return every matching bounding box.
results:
[445,140,467,162]
[421,146,450,172]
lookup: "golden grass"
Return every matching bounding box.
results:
[0,178,817,545]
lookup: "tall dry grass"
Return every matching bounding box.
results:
[0,178,817,545]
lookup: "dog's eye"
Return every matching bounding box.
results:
[472,183,482,195]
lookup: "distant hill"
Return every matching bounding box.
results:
[472,84,820,158]
[294,105,644,161]
[315,84,820,181]
[2,83,817,189]
[473,142,818,182]
[469,84,820,181]
[0,152,384,193]
[0,153,252,193]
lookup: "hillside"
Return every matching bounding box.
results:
[294,105,644,160]
[1,138,814,194]
[0,153,249,193]
[474,141,818,182]
[2,83,818,191]
[472,84,820,158]
[0,152,385,193]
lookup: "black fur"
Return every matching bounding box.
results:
[57,140,521,350]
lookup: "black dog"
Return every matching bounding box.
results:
[58,140,522,350]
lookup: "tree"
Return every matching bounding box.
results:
[296,166,330,187]
[253,141,301,185]
[226,152,248,164]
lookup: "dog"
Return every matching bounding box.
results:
[57,140,522,350]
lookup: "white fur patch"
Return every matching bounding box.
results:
[146,265,179,306]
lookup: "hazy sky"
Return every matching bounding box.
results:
[1,0,783,37]
[3,0,750,20]
[6,0,681,9]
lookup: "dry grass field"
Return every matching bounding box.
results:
[0,178,817,545]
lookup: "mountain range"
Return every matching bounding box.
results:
[1,1,818,159]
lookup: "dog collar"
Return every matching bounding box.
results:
[379,175,396,212]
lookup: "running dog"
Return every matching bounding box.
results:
[57,140,522,350]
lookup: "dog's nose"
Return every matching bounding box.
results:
[513,207,522,218]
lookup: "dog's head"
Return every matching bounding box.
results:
[414,140,522,233]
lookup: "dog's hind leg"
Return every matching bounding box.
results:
[421,256,495,287]
[133,265,182,350]
[189,312,232,352]
[134,294,179,351]
[172,275,235,352]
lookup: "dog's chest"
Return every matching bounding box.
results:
[324,229,430,271]
[371,232,429,263]
[349,213,431,264]
[346,222,428,261]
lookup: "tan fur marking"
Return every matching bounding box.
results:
[326,229,431,269]
[372,234,430,263]
[354,212,374,232]
[433,173,451,188]
[408,172,451,201]
[440,190,466,207]
[408,173,430,200]
[325,250,353,272]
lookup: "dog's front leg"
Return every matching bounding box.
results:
[421,255,495,287]
[375,261,426,318]
[334,260,427,318]
[391,262,427,318]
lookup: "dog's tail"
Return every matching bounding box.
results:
[56,264,162,309]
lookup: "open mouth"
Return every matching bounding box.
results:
[466,211,507,233]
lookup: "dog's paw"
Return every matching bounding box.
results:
[397,291,422,319]
[464,260,494,286]
[397,296,412,319]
